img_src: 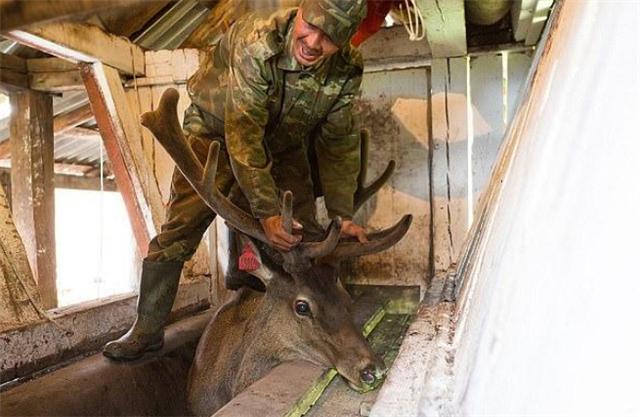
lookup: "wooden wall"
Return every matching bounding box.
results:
[122,49,212,285]
[350,44,533,289]
[429,51,533,277]
[350,68,431,289]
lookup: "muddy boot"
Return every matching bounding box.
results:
[224,229,265,292]
[103,260,183,361]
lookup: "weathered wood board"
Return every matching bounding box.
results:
[430,57,470,273]
[351,68,431,289]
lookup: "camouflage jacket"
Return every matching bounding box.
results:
[186,8,363,220]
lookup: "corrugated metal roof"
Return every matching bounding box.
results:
[0,0,206,170]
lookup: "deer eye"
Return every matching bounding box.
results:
[294,300,311,316]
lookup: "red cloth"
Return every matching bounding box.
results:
[238,243,260,272]
[351,0,397,47]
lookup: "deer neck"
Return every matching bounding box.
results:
[230,292,293,395]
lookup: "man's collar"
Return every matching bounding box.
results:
[276,17,330,85]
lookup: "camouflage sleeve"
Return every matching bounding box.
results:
[315,72,362,219]
[224,35,280,219]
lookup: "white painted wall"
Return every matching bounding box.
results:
[450,1,640,415]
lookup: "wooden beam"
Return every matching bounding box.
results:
[418,0,467,58]
[0,182,43,331]
[0,159,105,175]
[9,90,57,309]
[0,168,116,192]
[0,52,28,92]
[60,126,100,140]
[98,0,173,38]
[0,0,147,31]
[360,26,432,73]
[6,22,145,76]
[53,104,94,134]
[80,62,163,254]
[30,69,83,93]
[0,68,28,93]
[0,52,27,72]
[0,141,10,159]
[54,173,117,191]
[0,122,100,160]
[525,0,553,46]
[181,0,242,49]
[27,57,77,73]
[512,0,539,42]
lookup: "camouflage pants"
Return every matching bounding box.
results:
[145,122,320,263]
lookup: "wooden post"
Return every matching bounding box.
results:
[9,90,57,309]
[80,62,162,254]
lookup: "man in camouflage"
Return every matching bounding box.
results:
[104,0,369,360]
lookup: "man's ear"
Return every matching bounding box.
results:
[238,235,275,287]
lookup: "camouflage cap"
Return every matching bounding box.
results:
[300,0,368,47]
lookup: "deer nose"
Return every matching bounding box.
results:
[360,366,377,385]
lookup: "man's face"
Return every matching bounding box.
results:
[292,8,340,66]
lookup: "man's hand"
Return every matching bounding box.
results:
[260,215,303,251]
[340,219,369,243]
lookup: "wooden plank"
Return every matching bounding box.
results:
[507,51,534,124]
[512,0,539,42]
[0,140,9,159]
[470,54,505,211]
[53,104,94,134]
[151,84,182,203]
[29,70,83,92]
[0,68,29,92]
[360,26,432,72]
[9,90,57,309]
[1,283,211,384]
[0,182,43,332]
[352,68,430,288]
[369,300,455,417]
[98,0,173,38]
[1,168,116,192]
[0,0,145,32]
[0,52,27,72]
[125,86,155,174]
[525,0,553,46]
[181,0,245,49]
[54,173,116,191]
[430,58,470,273]
[6,22,145,76]
[27,57,77,73]
[418,0,467,58]
[80,62,162,254]
[0,159,105,176]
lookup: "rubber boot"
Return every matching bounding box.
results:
[103,260,183,361]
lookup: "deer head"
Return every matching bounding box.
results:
[142,88,412,396]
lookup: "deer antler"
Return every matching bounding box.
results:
[143,88,412,264]
[354,129,396,212]
[141,89,270,245]
[330,214,412,259]
[141,88,344,259]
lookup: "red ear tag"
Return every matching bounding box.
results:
[238,243,260,272]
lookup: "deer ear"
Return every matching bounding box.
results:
[238,235,275,286]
